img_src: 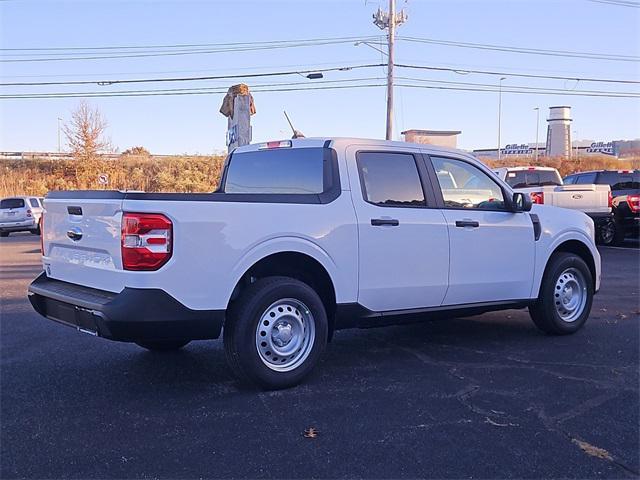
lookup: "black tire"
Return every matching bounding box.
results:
[223,276,328,390]
[0,231,8,238]
[30,228,40,235]
[529,252,593,335]
[596,218,624,246]
[135,340,190,351]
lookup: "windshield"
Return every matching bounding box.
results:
[505,170,562,188]
[0,198,25,209]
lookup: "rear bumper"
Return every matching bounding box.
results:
[0,219,36,231]
[27,273,224,342]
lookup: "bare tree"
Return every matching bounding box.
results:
[62,101,112,162]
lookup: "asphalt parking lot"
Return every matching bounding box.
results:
[1,233,638,479]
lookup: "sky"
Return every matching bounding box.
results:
[0,0,639,155]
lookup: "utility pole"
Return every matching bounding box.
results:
[497,77,506,161]
[373,0,407,141]
[534,107,540,161]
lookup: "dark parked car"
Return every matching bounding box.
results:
[564,170,639,245]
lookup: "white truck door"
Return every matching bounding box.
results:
[428,155,536,305]
[346,146,449,312]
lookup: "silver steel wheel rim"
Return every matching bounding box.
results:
[255,298,316,372]
[553,268,587,322]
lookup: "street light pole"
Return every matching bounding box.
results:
[534,107,540,162]
[497,77,506,161]
[57,117,62,153]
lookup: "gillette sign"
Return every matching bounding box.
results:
[586,142,614,155]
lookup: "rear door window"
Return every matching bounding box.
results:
[224,147,325,194]
[0,198,25,209]
[356,152,426,207]
[29,198,40,208]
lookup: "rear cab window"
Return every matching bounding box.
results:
[505,170,562,188]
[29,198,40,208]
[223,147,331,195]
[1,198,25,209]
[596,171,640,191]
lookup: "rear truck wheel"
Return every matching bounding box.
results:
[223,276,328,390]
[529,252,593,335]
[596,218,624,246]
[30,228,40,235]
[135,340,190,351]
[0,231,8,237]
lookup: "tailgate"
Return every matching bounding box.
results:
[546,184,610,212]
[43,192,124,292]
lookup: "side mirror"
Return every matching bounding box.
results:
[512,192,532,212]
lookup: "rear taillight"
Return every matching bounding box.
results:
[628,194,640,214]
[530,191,544,204]
[121,213,172,271]
[39,214,44,256]
[26,209,32,217]
[608,191,613,209]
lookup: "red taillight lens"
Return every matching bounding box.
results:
[628,194,640,214]
[530,191,544,204]
[121,213,172,271]
[26,209,32,217]
[608,191,613,209]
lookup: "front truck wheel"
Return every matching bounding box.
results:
[223,276,328,390]
[135,340,190,351]
[529,252,593,335]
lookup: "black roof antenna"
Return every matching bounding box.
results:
[284,111,305,139]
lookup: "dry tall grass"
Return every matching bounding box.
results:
[0,155,225,198]
[480,154,640,177]
[1,153,638,198]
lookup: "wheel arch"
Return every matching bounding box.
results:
[226,248,338,336]
[537,239,598,297]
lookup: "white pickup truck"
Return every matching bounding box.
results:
[493,167,612,243]
[29,138,601,389]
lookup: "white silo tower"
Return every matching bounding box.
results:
[545,106,572,158]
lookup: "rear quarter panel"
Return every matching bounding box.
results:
[120,194,358,310]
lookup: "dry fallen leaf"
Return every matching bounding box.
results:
[303,427,318,438]
[572,439,613,461]
[617,313,628,320]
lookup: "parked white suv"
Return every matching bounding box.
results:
[28,138,600,389]
[0,196,43,237]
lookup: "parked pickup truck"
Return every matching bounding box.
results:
[564,169,640,246]
[29,138,601,389]
[493,166,612,244]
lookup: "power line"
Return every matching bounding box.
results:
[0,35,380,51]
[398,36,640,62]
[0,37,383,63]
[1,79,637,99]
[394,63,640,84]
[586,0,640,7]
[0,64,386,87]
[2,62,638,88]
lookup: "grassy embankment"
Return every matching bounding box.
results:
[0,153,637,198]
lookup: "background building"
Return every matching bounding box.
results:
[402,129,461,148]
